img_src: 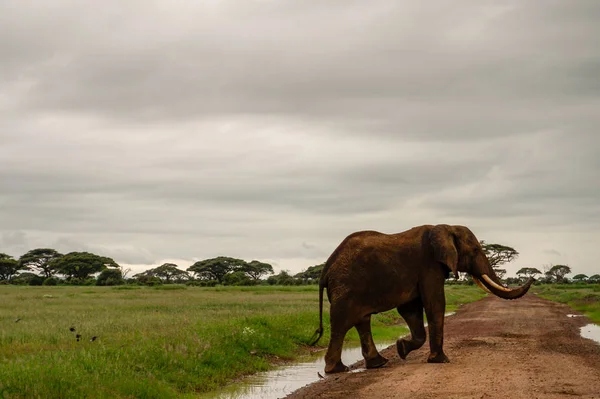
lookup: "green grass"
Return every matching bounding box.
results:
[534,284,600,323]
[0,284,485,398]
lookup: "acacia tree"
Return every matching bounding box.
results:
[480,241,518,281]
[481,241,518,266]
[516,267,542,280]
[589,274,600,283]
[19,248,63,278]
[544,264,572,283]
[150,263,190,283]
[241,260,274,282]
[295,263,324,279]
[0,253,24,281]
[187,256,246,284]
[294,263,325,283]
[52,252,119,280]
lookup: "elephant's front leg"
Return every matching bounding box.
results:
[421,278,450,363]
[355,315,388,369]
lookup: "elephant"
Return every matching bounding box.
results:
[309,224,534,374]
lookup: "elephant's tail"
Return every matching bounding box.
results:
[308,236,349,346]
[309,279,326,346]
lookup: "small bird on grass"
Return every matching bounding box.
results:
[90,336,97,342]
[69,327,76,332]
[15,318,21,323]
[76,334,82,342]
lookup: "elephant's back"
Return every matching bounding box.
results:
[327,230,424,287]
[324,226,429,310]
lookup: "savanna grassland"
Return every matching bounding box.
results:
[0,285,485,398]
[534,283,600,323]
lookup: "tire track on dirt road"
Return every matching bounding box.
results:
[287,294,600,399]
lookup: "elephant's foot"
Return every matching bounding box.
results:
[324,361,349,374]
[427,352,450,363]
[397,339,409,360]
[365,353,388,369]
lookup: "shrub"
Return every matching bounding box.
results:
[135,275,163,286]
[266,276,277,285]
[223,271,253,286]
[10,273,38,285]
[42,277,58,286]
[29,276,45,286]
[97,268,124,286]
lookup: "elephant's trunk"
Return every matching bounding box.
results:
[473,275,534,300]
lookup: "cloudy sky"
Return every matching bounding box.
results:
[1,0,599,278]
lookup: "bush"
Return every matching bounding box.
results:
[223,271,254,286]
[29,276,45,286]
[104,277,120,286]
[10,273,37,285]
[42,277,58,286]
[186,280,218,287]
[135,275,163,286]
[97,268,124,286]
[266,276,277,285]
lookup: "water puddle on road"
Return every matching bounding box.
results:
[204,341,395,399]
[205,312,456,399]
[580,323,600,345]
[565,314,600,345]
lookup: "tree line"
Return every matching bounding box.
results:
[0,249,323,287]
[0,241,595,287]
[447,241,598,285]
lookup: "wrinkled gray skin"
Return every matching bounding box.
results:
[310,224,534,374]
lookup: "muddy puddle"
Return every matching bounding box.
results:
[203,340,395,399]
[206,312,456,399]
[565,314,600,345]
[580,323,600,345]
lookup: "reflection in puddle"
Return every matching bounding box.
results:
[580,323,600,344]
[206,312,456,399]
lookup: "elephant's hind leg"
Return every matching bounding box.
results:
[324,303,354,374]
[355,315,388,369]
[396,298,426,359]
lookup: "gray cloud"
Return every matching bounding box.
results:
[1,0,599,276]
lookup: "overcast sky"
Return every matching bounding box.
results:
[1,0,599,278]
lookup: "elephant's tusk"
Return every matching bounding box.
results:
[481,274,512,292]
[473,276,492,294]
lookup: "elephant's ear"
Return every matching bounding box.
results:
[429,224,458,277]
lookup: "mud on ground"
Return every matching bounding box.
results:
[287,294,600,399]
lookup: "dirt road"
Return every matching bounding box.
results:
[287,294,600,399]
